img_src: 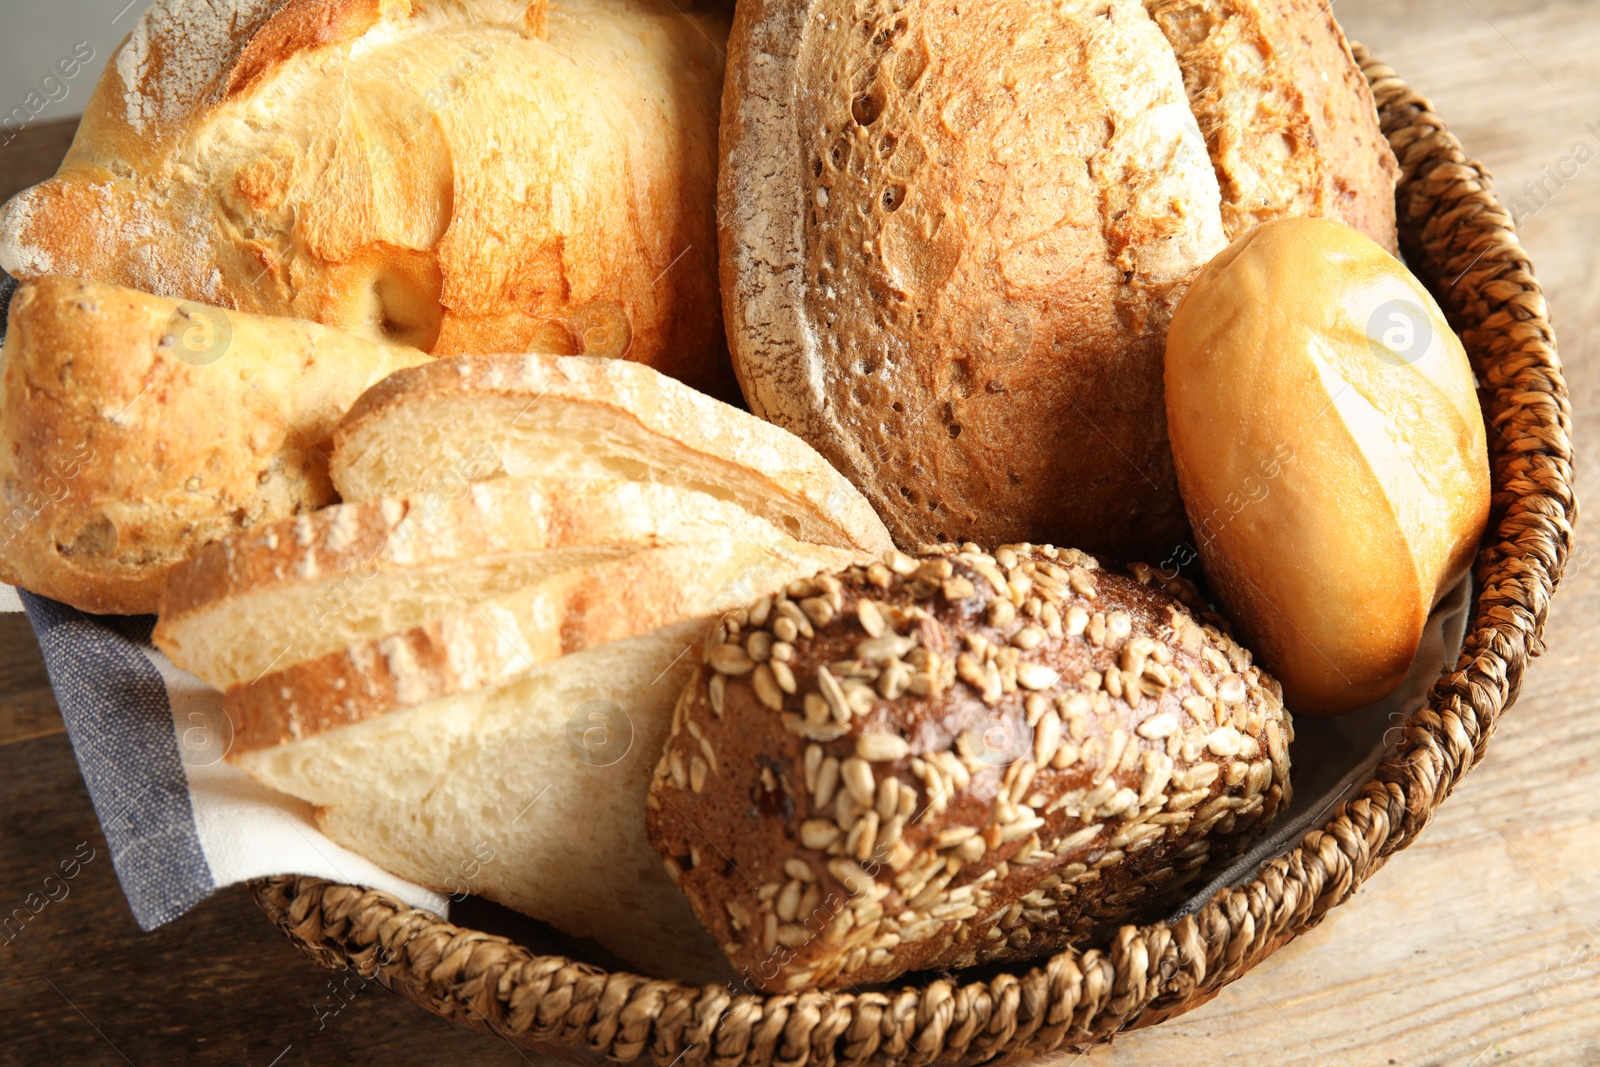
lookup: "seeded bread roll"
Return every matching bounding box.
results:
[647,544,1293,991]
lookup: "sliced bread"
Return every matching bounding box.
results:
[155,475,802,688]
[230,534,862,980]
[329,353,896,554]
[232,619,733,981]
[224,535,861,751]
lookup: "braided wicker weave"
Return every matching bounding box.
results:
[251,47,1576,1062]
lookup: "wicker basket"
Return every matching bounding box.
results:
[251,47,1575,1063]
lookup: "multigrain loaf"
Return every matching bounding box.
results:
[0,0,734,396]
[330,352,896,555]
[647,544,1293,990]
[156,475,804,687]
[0,276,429,615]
[720,0,1398,560]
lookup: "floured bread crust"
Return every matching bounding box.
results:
[0,0,735,397]
[721,0,1399,560]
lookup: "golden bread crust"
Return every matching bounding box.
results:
[0,276,428,615]
[0,0,734,397]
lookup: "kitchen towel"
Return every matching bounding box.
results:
[9,588,447,930]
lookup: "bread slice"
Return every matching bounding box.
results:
[0,276,430,615]
[155,475,803,687]
[230,533,862,980]
[224,534,862,751]
[330,352,896,555]
[233,619,735,982]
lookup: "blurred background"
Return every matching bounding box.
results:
[0,0,135,128]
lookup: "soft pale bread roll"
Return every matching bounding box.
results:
[331,352,896,555]
[0,0,734,396]
[1165,218,1489,714]
[155,476,800,687]
[720,0,1398,560]
[0,276,429,615]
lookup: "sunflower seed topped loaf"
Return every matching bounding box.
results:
[646,543,1293,991]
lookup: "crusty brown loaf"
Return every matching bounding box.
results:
[0,276,429,615]
[0,0,734,397]
[1144,0,1400,249]
[646,543,1293,991]
[720,0,1399,560]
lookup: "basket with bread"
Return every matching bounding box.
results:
[0,0,1573,1059]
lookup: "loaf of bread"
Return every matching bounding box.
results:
[154,351,893,978]
[0,276,429,614]
[0,0,734,397]
[646,543,1293,991]
[720,0,1399,561]
[1165,218,1490,714]
[329,353,894,555]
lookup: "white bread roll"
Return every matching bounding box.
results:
[1164,218,1490,715]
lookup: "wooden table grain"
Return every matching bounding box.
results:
[2,2,1597,1063]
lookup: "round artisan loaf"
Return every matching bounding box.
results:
[646,543,1293,991]
[720,0,1399,560]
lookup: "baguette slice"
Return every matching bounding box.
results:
[330,352,896,555]
[0,276,430,614]
[230,535,862,980]
[155,475,803,687]
[225,535,861,752]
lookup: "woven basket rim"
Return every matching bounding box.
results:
[252,44,1576,1064]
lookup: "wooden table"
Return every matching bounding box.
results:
[2,2,1597,1063]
